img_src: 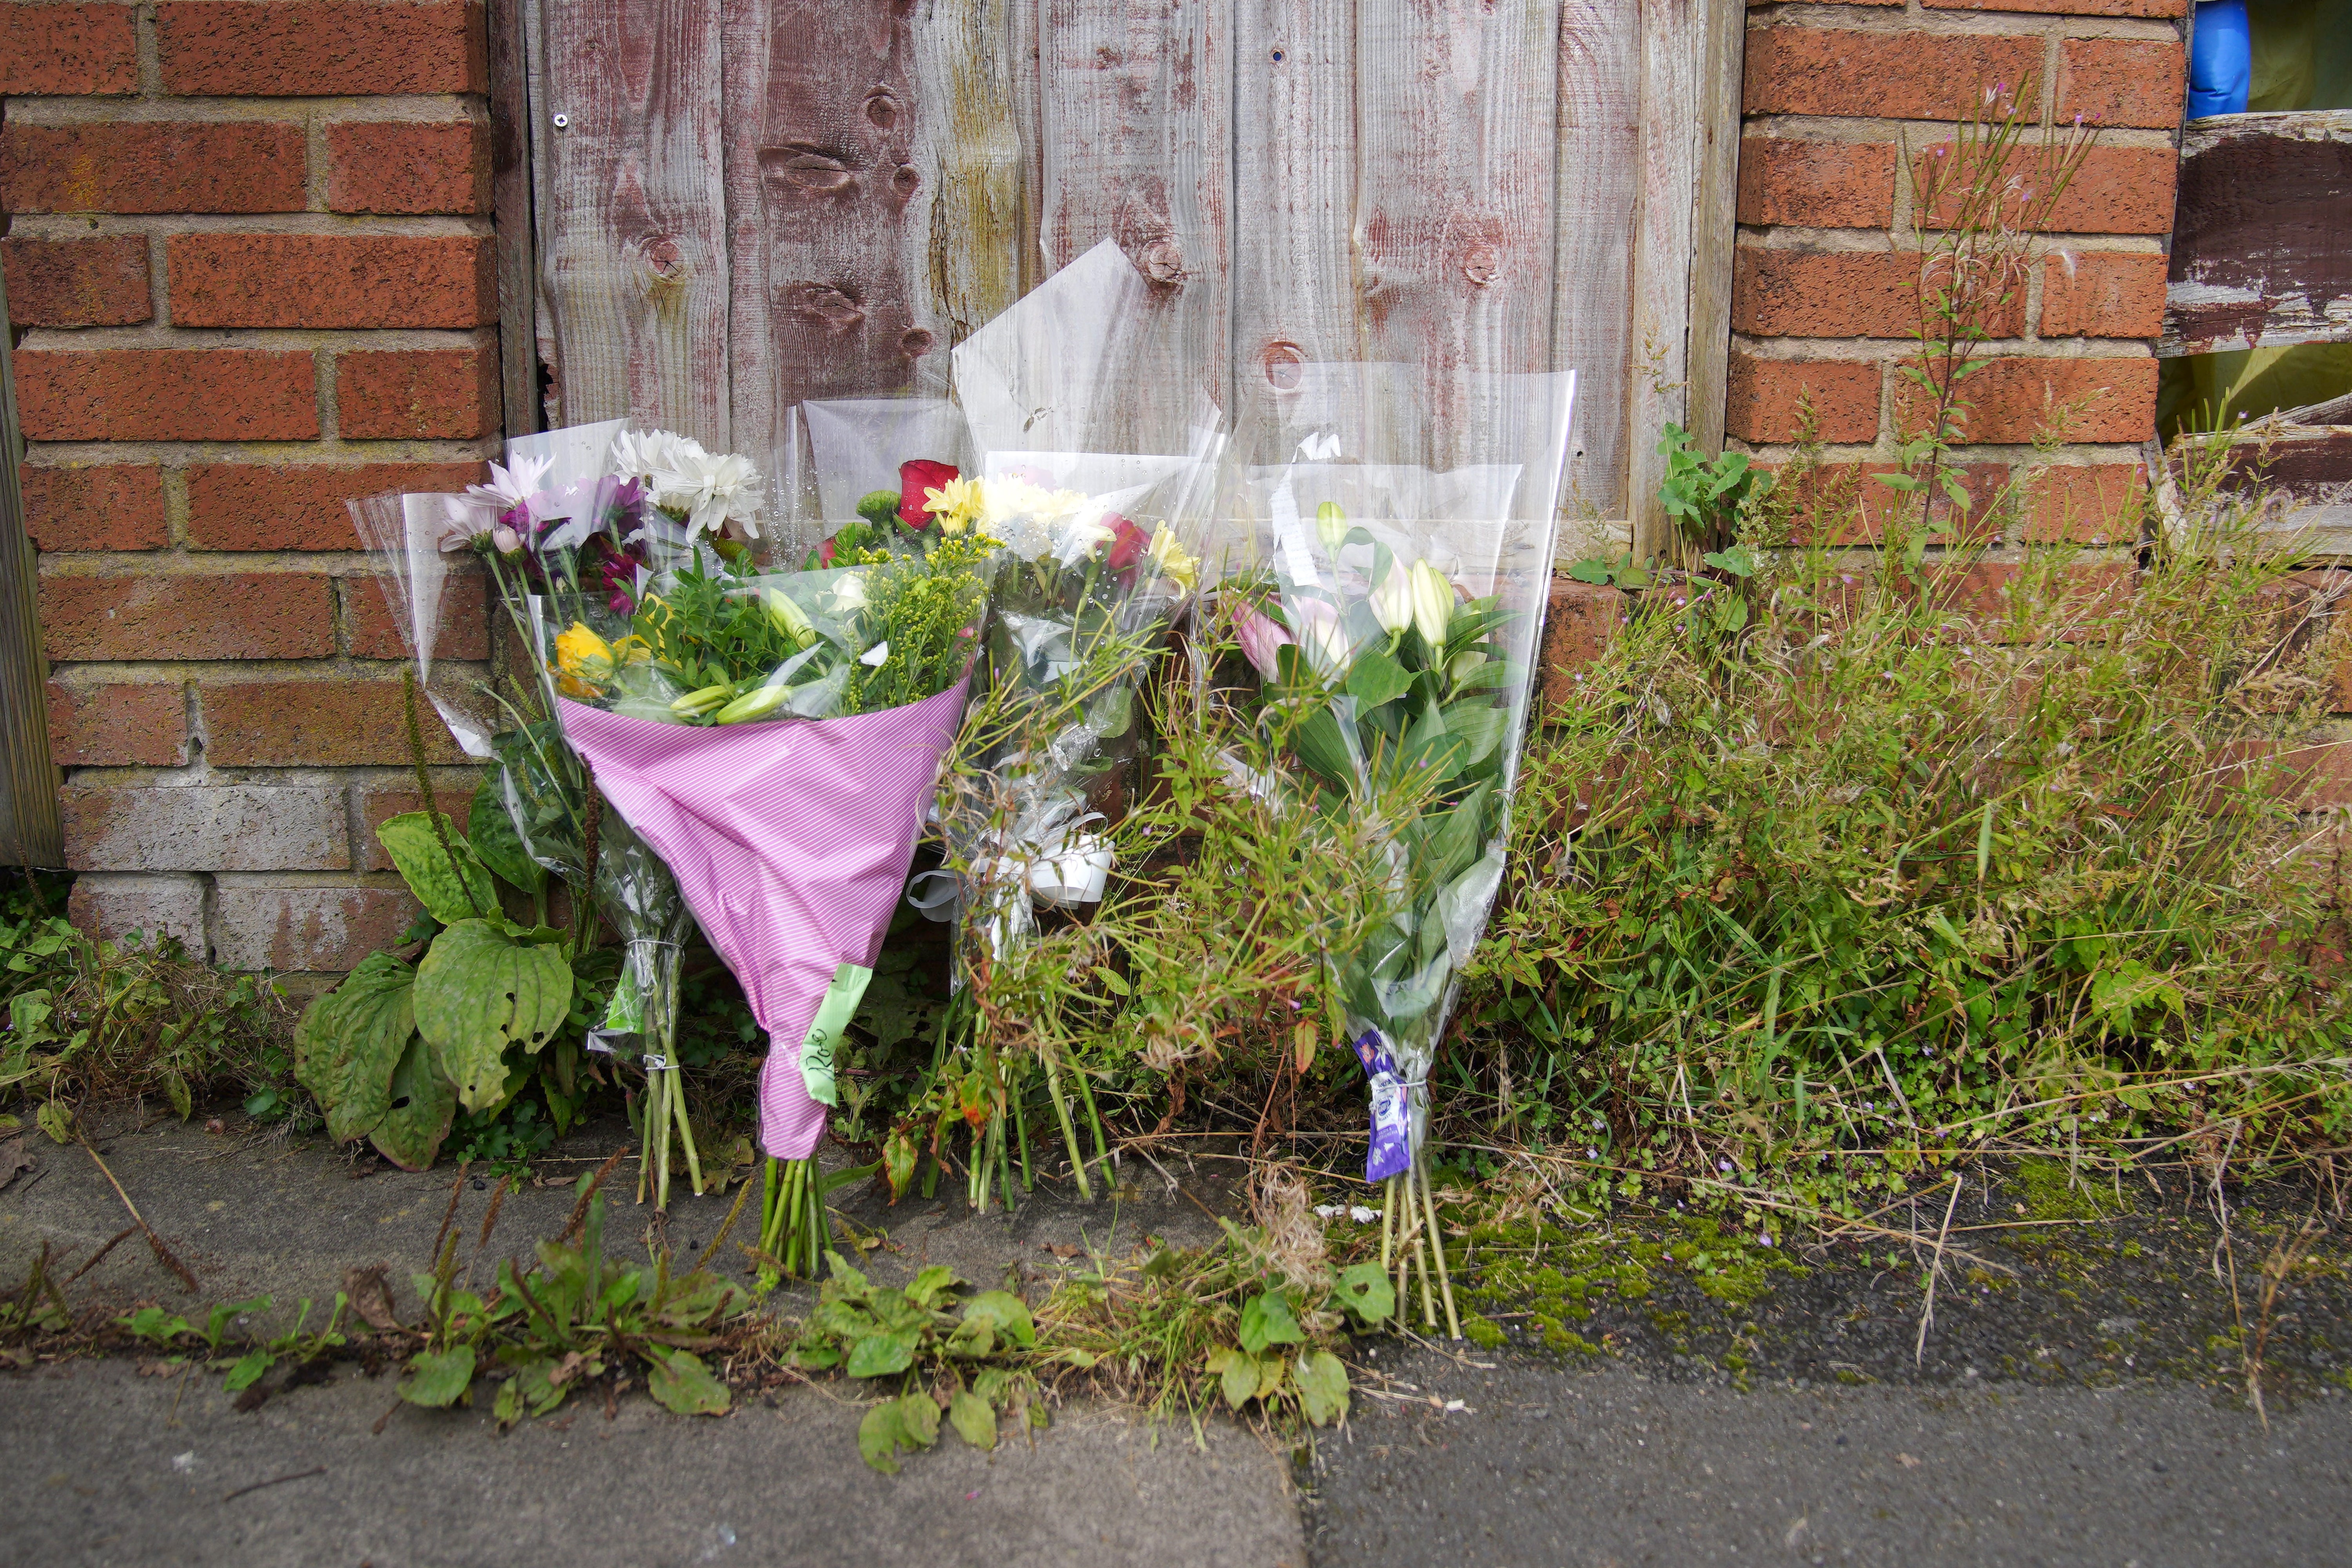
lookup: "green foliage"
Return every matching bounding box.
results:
[295,793,598,1168]
[399,1174,751,1425]
[788,1253,1039,1471]
[1655,423,1769,555]
[1,871,294,1126]
[1466,495,2350,1200]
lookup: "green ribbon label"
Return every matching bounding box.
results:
[798,962,872,1107]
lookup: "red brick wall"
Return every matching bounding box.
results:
[4,0,495,971]
[1731,0,2184,544]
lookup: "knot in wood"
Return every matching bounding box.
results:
[761,145,855,196]
[1261,341,1304,390]
[788,283,867,334]
[1462,244,1503,286]
[642,236,684,278]
[864,87,901,129]
[892,165,920,198]
[900,328,936,358]
[1140,238,1187,285]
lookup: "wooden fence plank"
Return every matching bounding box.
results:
[1035,0,1232,451]
[489,0,542,437]
[1551,0,1639,521]
[1352,0,1564,474]
[0,263,61,867]
[1624,0,1699,558]
[1228,0,1357,461]
[528,0,731,446]
[2162,111,2352,359]
[905,0,1038,354]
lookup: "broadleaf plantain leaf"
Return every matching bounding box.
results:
[466,774,546,897]
[370,1033,456,1171]
[376,811,497,926]
[411,920,572,1111]
[294,952,416,1143]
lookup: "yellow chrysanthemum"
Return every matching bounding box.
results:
[1147,525,1199,593]
[924,477,986,537]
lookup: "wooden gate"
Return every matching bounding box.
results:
[490,0,1742,550]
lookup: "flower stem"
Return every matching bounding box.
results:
[1419,1149,1462,1340]
[1042,1058,1094,1202]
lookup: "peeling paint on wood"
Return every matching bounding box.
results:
[2161,111,2352,359]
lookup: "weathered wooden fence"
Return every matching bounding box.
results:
[492,0,1742,544]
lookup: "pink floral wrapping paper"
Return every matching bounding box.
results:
[557,677,970,1159]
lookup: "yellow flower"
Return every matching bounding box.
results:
[1147,525,1199,593]
[924,477,986,537]
[551,621,641,698]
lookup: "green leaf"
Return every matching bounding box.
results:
[898,1390,941,1447]
[846,1331,918,1379]
[222,1349,273,1393]
[412,920,573,1111]
[857,1401,908,1474]
[1700,544,1758,579]
[370,1033,456,1171]
[1345,646,1416,709]
[959,1290,1035,1349]
[466,775,546,896]
[1217,1349,1261,1410]
[399,1344,476,1408]
[492,1376,524,1429]
[904,1265,963,1308]
[1333,1262,1396,1325]
[375,811,496,925]
[644,1347,730,1416]
[294,951,417,1144]
[1295,1349,1350,1426]
[1292,707,1359,793]
[35,1100,74,1145]
[1566,556,1616,586]
[120,1307,191,1345]
[948,1389,997,1450]
[1237,1292,1304,1356]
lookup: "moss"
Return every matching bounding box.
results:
[2014,1156,2119,1223]
[1464,1314,1508,1351]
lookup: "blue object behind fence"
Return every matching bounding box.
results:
[2188,0,2252,119]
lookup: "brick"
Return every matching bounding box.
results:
[185,460,486,551]
[210,883,422,972]
[167,234,497,330]
[2059,38,2185,130]
[1743,28,2042,122]
[1918,144,2178,238]
[20,463,167,552]
[45,680,189,767]
[200,679,477,766]
[2018,462,2147,544]
[68,873,208,953]
[15,350,318,442]
[1896,354,2158,445]
[1,122,306,214]
[1540,579,1624,713]
[345,567,488,660]
[355,783,474,872]
[61,784,349,873]
[1930,561,2135,628]
[326,119,489,215]
[2040,251,2168,339]
[1725,353,1881,444]
[1733,249,2022,340]
[4,236,150,327]
[0,4,139,94]
[1736,139,1897,230]
[1927,0,2180,14]
[335,345,499,439]
[158,1,486,95]
[1768,459,2011,546]
[40,571,335,662]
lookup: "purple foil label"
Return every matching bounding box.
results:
[1352,1029,1412,1183]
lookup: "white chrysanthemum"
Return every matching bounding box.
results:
[609,428,704,487]
[983,477,1098,561]
[651,448,765,541]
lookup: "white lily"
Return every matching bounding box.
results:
[1408,559,1454,648]
[1368,557,1415,635]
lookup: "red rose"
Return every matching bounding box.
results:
[818,536,837,566]
[1104,514,1149,575]
[898,459,959,527]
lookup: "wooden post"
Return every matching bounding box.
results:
[0,254,62,868]
[489,0,543,439]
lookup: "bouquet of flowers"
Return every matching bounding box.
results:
[1225,364,1576,1336]
[350,419,765,1204]
[764,241,1222,1214]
